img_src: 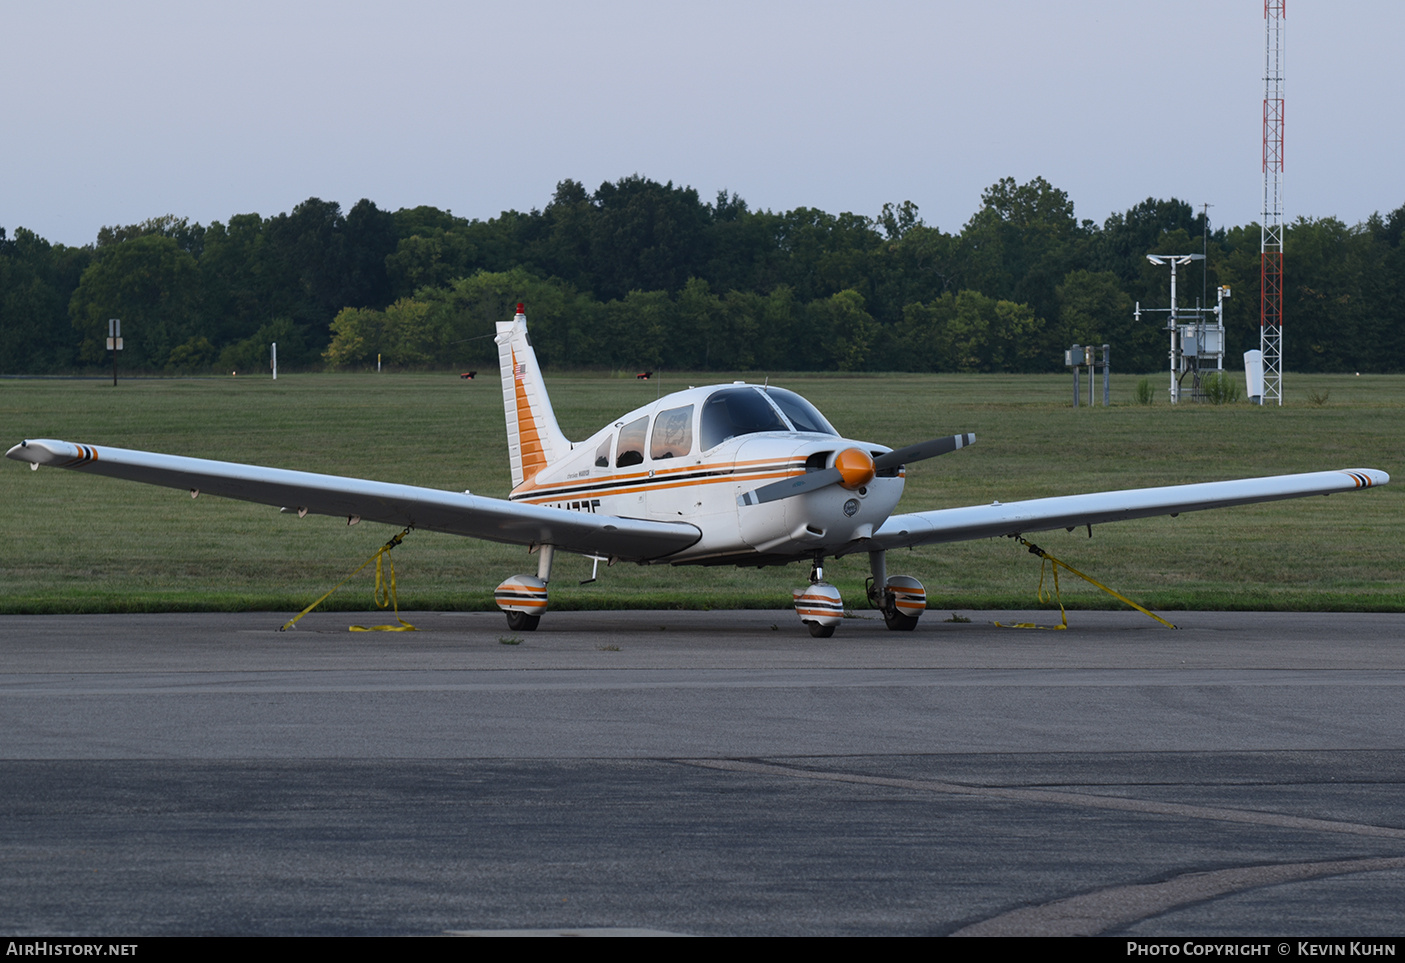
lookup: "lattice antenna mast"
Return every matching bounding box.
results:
[1260,1,1285,405]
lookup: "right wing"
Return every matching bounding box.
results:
[6,439,701,561]
[868,468,1389,550]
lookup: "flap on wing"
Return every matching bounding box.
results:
[868,468,1389,550]
[7,439,700,561]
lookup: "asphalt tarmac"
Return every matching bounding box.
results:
[3,608,1404,937]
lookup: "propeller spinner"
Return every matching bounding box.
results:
[739,432,974,506]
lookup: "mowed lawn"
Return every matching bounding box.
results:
[2,370,1400,614]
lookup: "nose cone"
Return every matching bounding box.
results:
[834,447,876,491]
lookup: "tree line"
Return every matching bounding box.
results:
[3,175,1403,376]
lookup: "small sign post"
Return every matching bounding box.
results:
[106,319,123,386]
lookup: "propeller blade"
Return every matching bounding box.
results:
[738,434,975,506]
[738,467,842,506]
[872,432,974,471]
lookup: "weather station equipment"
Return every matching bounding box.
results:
[1136,255,1228,403]
[1064,343,1110,407]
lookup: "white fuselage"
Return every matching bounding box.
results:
[507,383,905,564]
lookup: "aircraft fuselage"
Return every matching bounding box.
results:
[506,382,905,565]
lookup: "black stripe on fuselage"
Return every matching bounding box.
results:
[510,460,805,503]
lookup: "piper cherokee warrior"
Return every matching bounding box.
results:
[7,306,1389,636]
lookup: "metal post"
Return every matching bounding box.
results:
[1102,344,1110,406]
[1169,257,1179,404]
[1072,365,1080,407]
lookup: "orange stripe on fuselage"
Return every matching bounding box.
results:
[510,455,807,499]
[511,457,810,504]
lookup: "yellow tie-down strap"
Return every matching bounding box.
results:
[995,535,1177,631]
[279,527,418,633]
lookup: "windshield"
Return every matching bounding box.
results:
[699,387,789,451]
[763,387,838,436]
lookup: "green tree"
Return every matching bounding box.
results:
[218,318,310,373]
[809,289,878,371]
[0,227,89,373]
[164,336,216,372]
[958,176,1083,329]
[323,307,385,369]
[583,176,712,300]
[896,291,1043,372]
[1055,269,1136,365]
[592,290,671,372]
[69,235,203,369]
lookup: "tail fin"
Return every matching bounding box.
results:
[496,304,571,489]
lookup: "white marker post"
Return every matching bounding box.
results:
[271,342,278,381]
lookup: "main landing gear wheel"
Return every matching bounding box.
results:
[882,594,920,631]
[867,562,928,632]
[495,571,549,632]
[504,610,540,632]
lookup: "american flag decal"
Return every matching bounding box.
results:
[514,362,525,380]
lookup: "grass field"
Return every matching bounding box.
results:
[2,369,1400,615]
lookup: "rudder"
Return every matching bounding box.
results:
[496,304,571,489]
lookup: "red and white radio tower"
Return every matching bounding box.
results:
[1261,1,1285,405]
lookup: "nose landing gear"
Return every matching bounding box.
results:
[793,555,843,638]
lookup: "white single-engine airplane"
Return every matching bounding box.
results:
[7,306,1390,635]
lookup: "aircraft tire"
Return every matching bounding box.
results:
[882,597,919,631]
[883,610,919,631]
[505,611,541,632]
[806,621,836,639]
[882,591,919,631]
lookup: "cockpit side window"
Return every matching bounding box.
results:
[699,387,789,451]
[650,405,694,460]
[616,417,648,468]
[595,435,613,468]
[764,387,839,436]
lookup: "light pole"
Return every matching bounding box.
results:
[1146,254,1203,403]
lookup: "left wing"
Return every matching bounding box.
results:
[867,468,1389,550]
[6,439,701,561]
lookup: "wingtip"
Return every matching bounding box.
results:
[6,439,82,466]
[1339,468,1389,488]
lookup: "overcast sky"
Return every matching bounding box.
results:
[3,1,1401,247]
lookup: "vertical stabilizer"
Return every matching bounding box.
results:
[496,305,571,489]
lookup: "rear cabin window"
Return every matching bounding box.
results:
[616,417,648,467]
[699,388,789,451]
[595,435,613,468]
[650,405,693,460]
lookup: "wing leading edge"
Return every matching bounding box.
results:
[6,439,701,561]
[867,468,1389,550]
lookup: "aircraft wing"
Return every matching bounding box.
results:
[867,468,1389,550]
[6,439,701,561]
